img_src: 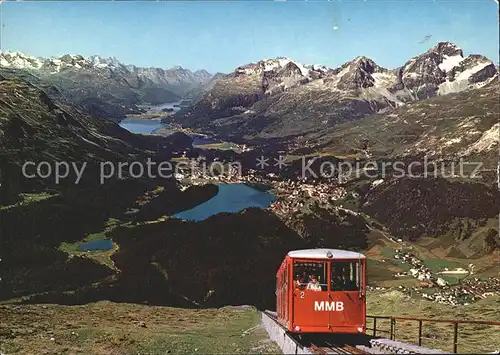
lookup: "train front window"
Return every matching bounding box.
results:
[330,261,361,291]
[293,261,327,291]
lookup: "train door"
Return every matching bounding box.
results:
[328,260,365,330]
[278,262,285,321]
[284,261,289,324]
[276,263,283,321]
[291,260,330,331]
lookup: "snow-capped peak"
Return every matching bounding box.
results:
[431,41,464,57]
[353,56,374,64]
[0,51,127,73]
[350,56,378,72]
[262,57,293,72]
[438,55,496,95]
[87,55,124,69]
[309,64,328,73]
[0,51,44,70]
[287,59,310,77]
[439,54,464,73]
[235,56,314,77]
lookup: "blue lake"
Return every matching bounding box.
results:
[78,239,113,252]
[119,101,183,134]
[119,101,223,143]
[119,118,164,134]
[174,183,277,222]
[119,119,224,148]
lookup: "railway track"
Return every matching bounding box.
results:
[263,311,370,354]
[263,310,450,354]
[310,342,369,354]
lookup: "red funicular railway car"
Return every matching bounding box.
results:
[276,248,366,334]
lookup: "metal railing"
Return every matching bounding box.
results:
[367,315,500,353]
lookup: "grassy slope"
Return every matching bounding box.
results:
[0,303,279,355]
[313,82,499,166]
[1,293,497,354]
[367,291,500,354]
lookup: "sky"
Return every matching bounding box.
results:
[1,0,498,74]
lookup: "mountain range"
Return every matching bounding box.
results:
[1,42,497,166]
[0,51,213,118]
[172,42,498,148]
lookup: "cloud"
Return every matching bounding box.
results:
[418,35,432,44]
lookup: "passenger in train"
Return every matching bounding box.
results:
[306,275,322,291]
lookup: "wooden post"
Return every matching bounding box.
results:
[373,317,377,336]
[453,322,459,353]
[418,320,423,346]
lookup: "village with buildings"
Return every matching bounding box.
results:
[380,248,499,306]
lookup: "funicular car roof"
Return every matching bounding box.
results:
[287,248,366,260]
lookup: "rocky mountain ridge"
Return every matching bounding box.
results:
[0,51,213,118]
[175,42,498,141]
[0,51,212,94]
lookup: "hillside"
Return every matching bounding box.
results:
[307,80,499,166]
[0,74,212,303]
[361,178,499,256]
[0,302,278,355]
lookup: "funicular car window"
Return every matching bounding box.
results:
[293,261,327,291]
[330,261,360,291]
